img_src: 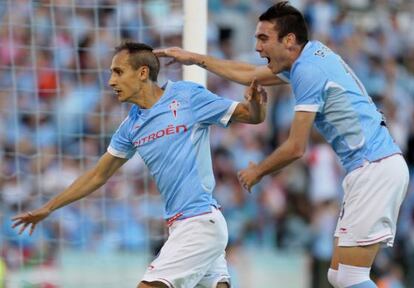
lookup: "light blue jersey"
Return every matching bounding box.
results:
[108,81,238,220]
[277,41,401,172]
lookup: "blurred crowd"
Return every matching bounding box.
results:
[1,0,414,287]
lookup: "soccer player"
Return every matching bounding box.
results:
[154,2,409,288]
[11,42,267,288]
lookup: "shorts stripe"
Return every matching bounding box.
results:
[356,234,393,245]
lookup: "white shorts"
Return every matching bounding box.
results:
[334,154,409,247]
[142,207,230,288]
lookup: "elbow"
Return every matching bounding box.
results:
[240,73,255,86]
[237,79,252,86]
[290,143,306,160]
[292,150,305,161]
[240,73,257,86]
[243,78,255,86]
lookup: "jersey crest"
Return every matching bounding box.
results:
[169,99,180,119]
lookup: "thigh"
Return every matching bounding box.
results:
[338,243,380,267]
[334,155,409,247]
[330,238,340,270]
[331,237,380,268]
[142,208,229,288]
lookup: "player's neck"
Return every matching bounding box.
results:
[134,83,164,109]
[286,44,305,70]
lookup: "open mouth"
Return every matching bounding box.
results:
[113,89,122,96]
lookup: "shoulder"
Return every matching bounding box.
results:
[167,80,205,96]
[174,81,211,101]
[292,43,331,78]
[294,41,332,67]
[174,80,205,91]
[291,60,326,83]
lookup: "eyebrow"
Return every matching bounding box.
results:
[255,33,269,39]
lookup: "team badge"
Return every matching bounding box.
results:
[169,100,180,119]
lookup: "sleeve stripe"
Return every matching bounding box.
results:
[294,104,320,112]
[220,101,239,126]
[107,146,129,158]
[277,73,290,83]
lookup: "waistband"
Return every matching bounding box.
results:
[166,205,220,227]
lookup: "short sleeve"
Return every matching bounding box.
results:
[189,84,238,127]
[277,71,290,83]
[291,62,327,112]
[107,116,136,159]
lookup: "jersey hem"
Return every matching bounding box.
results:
[220,101,239,126]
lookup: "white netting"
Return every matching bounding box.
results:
[0,1,184,287]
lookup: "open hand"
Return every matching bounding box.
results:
[153,47,196,66]
[11,207,51,235]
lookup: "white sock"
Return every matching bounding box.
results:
[337,264,374,287]
[327,268,339,288]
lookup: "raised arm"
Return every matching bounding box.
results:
[12,152,128,235]
[231,79,267,124]
[154,47,285,86]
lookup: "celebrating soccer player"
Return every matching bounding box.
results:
[12,42,267,288]
[155,2,409,288]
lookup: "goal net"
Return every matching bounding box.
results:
[0,1,189,287]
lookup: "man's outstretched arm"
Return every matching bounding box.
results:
[154,47,285,86]
[238,111,316,191]
[12,152,128,235]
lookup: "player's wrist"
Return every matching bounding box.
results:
[193,53,207,68]
[43,203,55,215]
[255,164,266,179]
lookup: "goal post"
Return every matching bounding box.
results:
[183,0,207,86]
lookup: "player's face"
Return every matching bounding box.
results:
[108,50,141,103]
[255,21,289,74]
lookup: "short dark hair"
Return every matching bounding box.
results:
[259,1,308,45]
[114,42,160,81]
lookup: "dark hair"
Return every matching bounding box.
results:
[259,1,308,45]
[114,42,160,81]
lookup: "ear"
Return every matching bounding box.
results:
[138,66,150,81]
[283,33,296,47]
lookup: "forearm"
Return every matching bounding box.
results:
[256,140,303,178]
[191,53,258,85]
[43,169,107,213]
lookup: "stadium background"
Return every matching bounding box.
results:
[1,0,414,287]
